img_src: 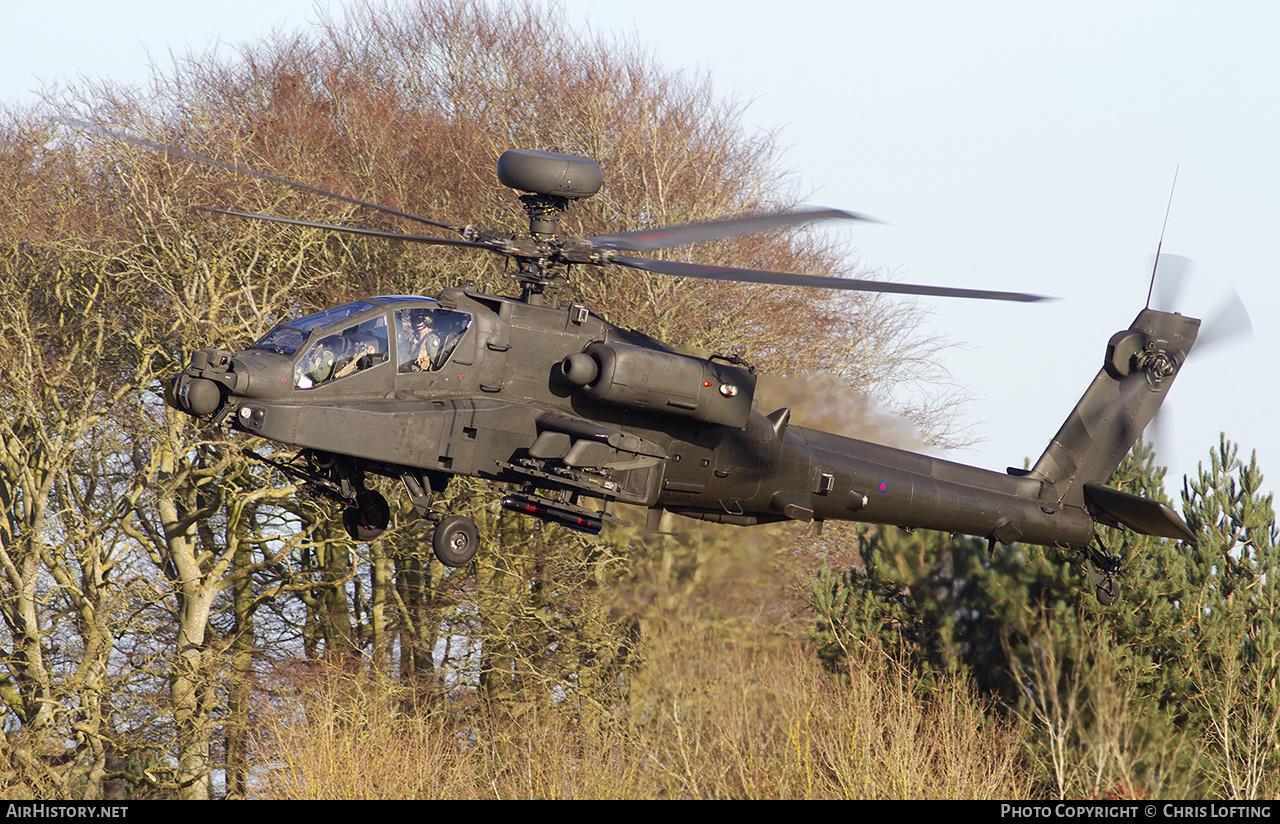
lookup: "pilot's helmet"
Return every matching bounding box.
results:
[409,308,432,326]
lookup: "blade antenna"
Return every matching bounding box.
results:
[1146,165,1180,309]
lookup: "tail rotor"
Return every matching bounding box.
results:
[1141,253,1252,473]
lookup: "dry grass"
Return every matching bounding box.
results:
[251,639,1030,799]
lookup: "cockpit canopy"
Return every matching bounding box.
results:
[251,296,474,390]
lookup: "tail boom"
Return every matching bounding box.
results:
[651,311,1198,552]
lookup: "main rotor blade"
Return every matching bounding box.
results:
[195,207,501,251]
[608,255,1049,302]
[58,117,463,233]
[586,208,877,252]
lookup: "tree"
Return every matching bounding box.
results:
[1181,436,1279,799]
[0,109,163,797]
[1,0,971,796]
[810,432,1280,798]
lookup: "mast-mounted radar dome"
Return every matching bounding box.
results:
[496,149,604,200]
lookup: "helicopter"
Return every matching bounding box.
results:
[86,121,1199,605]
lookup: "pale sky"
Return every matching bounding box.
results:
[6,0,1278,506]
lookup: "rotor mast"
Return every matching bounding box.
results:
[512,192,571,305]
[496,149,604,305]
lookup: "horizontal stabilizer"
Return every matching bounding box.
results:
[1083,483,1195,542]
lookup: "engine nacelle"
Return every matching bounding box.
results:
[559,343,756,429]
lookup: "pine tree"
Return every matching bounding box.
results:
[808,435,1280,797]
[1179,436,1279,798]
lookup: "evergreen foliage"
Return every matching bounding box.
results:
[811,436,1279,798]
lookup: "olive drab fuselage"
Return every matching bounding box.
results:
[169,284,1201,575]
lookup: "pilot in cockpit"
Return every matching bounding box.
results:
[297,337,340,387]
[297,335,378,389]
[401,308,443,372]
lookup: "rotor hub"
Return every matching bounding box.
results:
[1136,345,1178,385]
[519,193,570,239]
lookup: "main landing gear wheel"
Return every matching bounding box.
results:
[432,514,479,567]
[342,489,390,542]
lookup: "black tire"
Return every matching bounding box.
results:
[1095,579,1120,606]
[342,489,390,542]
[432,514,480,567]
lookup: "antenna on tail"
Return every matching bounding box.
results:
[1146,166,1180,309]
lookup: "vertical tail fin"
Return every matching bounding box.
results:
[1029,308,1199,511]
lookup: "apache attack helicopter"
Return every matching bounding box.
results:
[91,122,1201,605]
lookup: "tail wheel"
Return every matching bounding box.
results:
[1084,545,1122,606]
[432,514,479,567]
[342,489,390,542]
